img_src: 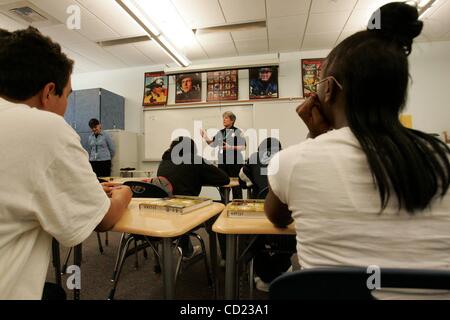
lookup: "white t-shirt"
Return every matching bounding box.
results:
[0,100,110,299]
[268,127,450,297]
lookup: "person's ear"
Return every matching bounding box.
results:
[323,79,337,104]
[40,82,56,109]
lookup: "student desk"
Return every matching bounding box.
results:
[212,206,295,300]
[112,199,225,299]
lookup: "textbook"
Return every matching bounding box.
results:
[138,196,213,215]
[227,199,266,219]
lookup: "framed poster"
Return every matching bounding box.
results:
[249,66,279,99]
[143,72,168,107]
[175,72,202,103]
[207,70,238,102]
[301,58,325,98]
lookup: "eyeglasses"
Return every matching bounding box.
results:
[317,76,343,91]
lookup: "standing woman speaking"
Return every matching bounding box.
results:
[88,118,116,178]
[201,111,246,200]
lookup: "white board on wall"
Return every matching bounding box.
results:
[144,105,254,161]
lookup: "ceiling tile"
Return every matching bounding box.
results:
[269,36,301,52]
[77,17,119,42]
[235,38,268,55]
[219,0,265,23]
[302,32,340,50]
[104,44,154,67]
[343,9,372,32]
[133,41,173,65]
[268,15,307,40]
[423,0,450,40]
[62,46,103,72]
[267,0,311,18]
[65,41,127,69]
[0,12,24,30]
[76,0,145,37]
[182,41,209,61]
[196,32,234,45]
[231,28,267,41]
[311,0,357,13]
[39,24,86,45]
[354,0,396,10]
[172,0,225,28]
[306,12,349,34]
[201,42,237,58]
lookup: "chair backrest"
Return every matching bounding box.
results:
[269,267,450,300]
[123,181,169,198]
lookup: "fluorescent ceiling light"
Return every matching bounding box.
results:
[116,0,191,67]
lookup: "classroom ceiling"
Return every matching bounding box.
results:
[0,0,449,73]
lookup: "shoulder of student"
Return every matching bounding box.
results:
[274,128,359,167]
[20,107,78,144]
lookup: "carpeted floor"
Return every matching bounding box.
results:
[47,229,270,300]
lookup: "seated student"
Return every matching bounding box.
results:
[0,27,132,299]
[238,137,282,198]
[265,2,450,299]
[238,138,296,291]
[157,136,229,258]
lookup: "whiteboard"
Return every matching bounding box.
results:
[144,105,254,161]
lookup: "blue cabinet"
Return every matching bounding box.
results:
[64,88,124,151]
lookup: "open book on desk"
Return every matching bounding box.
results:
[227,199,266,219]
[138,196,213,215]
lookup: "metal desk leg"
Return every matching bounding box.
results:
[224,188,230,205]
[207,227,219,299]
[161,238,175,299]
[225,234,237,300]
[73,244,82,300]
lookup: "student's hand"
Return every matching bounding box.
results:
[101,182,123,198]
[200,129,207,139]
[296,93,331,138]
[110,185,133,201]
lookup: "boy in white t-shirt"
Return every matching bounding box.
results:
[0,27,132,299]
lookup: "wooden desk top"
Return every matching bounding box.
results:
[112,199,225,238]
[212,205,295,235]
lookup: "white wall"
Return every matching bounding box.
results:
[72,41,450,170]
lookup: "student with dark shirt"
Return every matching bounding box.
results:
[157,136,229,258]
[238,137,282,198]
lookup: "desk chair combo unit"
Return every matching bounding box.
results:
[108,181,214,300]
[269,267,450,300]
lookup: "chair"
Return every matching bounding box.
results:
[269,267,450,300]
[108,180,212,299]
